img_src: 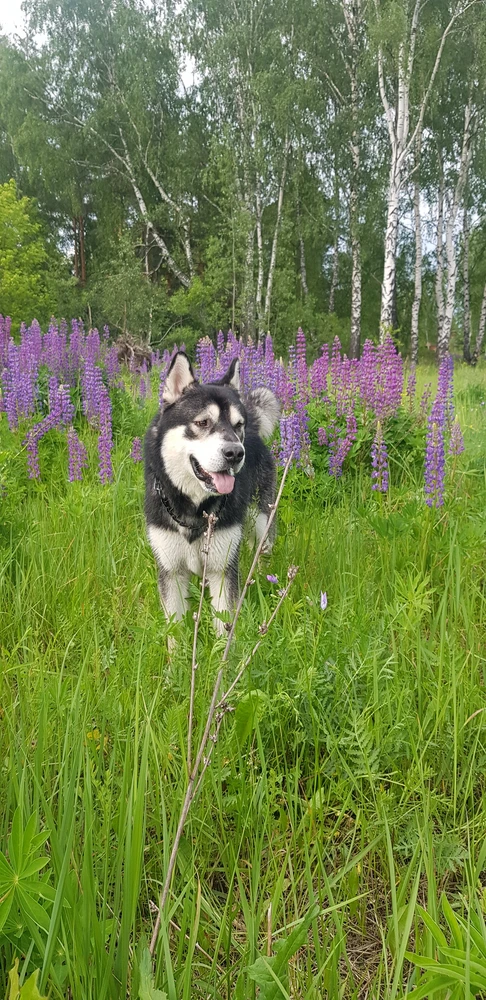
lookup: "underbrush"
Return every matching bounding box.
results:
[1,362,486,998]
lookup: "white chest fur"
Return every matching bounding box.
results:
[147,523,242,577]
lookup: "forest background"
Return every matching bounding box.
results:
[1,0,486,361]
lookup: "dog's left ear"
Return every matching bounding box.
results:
[163,352,196,405]
[213,358,240,392]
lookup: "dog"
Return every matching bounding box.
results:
[144,351,280,637]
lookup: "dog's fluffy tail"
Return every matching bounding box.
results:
[246,387,281,439]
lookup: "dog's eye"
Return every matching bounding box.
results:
[234,421,244,432]
[195,418,210,429]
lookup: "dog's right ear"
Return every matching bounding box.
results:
[163,352,196,405]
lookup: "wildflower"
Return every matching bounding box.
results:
[320,591,328,611]
[406,364,416,411]
[67,427,88,482]
[266,574,278,584]
[448,417,464,457]
[371,420,389,492]
[131,437,143,462]
[98,386,113,484]
[424,399,446,507]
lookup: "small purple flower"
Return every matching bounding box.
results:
[424,399,446,507]
[266,574,278,584]
[371,420,389,492]
[448,417,464,457]
[67,427,88,482]
[131,437,143,462]
[320,591,328,610]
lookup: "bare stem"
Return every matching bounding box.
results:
[149,457,293,956]
[188,513,217,774]
[221,455,292,662]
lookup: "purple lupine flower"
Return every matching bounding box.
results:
[26,429,41,479]
[406,364,417,411]
[448,417,464,457]
[360,339,376,412]
[67,427,88,482]
[420,383,432,419]
[131,437,143,462]
[424,398,446,507]
[98,386,113,484]
[320,591,328,610]
[195,337,216,383]
[0,314,12,367]
[266,574,278,584]
[82,359,104,422]
[371,420,389,492]
[216,330,225,359]
[317,427,328,447]
[296,328,308,402]
[437,353,454,427]
[279,411,301,466]
[105,345,120,385]
[310,344,329,400]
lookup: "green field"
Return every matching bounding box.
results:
[1,363,486,999]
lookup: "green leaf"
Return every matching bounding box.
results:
[247,903,319,999]
[20,858,50,880]
[0,888,15,932]
[7,960,47,1000]
[234,690,268,745]
[138,946,168,1000]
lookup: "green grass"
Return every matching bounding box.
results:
[1,363,486,998]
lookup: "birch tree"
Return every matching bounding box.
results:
[23,0,197,290]
[374,0,475,339]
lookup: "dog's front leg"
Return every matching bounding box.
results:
[207,565,239,637]
[158,569,190,644]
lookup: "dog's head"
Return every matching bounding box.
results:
[156,352,247,502]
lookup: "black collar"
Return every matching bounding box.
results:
[152,476,226,531]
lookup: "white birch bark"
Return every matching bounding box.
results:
[410,129,423,364]
[255,183,264,334]
[264,134,290,325]
[296,197,309,297]
[462,204,471,362]
[435,163,445,347]
[472,283,486,363]
[439,98,474,359]
[341,0,362,357]
[375,0,472,340]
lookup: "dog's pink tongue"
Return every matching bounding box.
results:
[211,472,235,494]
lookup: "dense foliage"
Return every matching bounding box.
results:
[1,341,486,996]
[0,0,485,357]
[0,317,465,510]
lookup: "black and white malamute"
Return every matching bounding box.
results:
[144,352,280,636]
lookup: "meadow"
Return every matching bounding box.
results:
[1,320,486,999]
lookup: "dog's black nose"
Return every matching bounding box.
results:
[222,442,245,464]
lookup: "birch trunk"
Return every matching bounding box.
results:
[439,99,474,360]
[375,0,464,341]
[472,283,486,363]
[435,166,445,347]
[296,198,308,297]
[264,135,290,326]
[73,218,79,280]
[341,0,362,358]
[79,215,86,286]
[380,155,400,332]
[329,238,339,313]
[255,185,264,335]
[410,131,422,364]
[462,204,471,362]
[329,158,339,313]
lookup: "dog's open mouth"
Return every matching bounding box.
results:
[190,456,235,494]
